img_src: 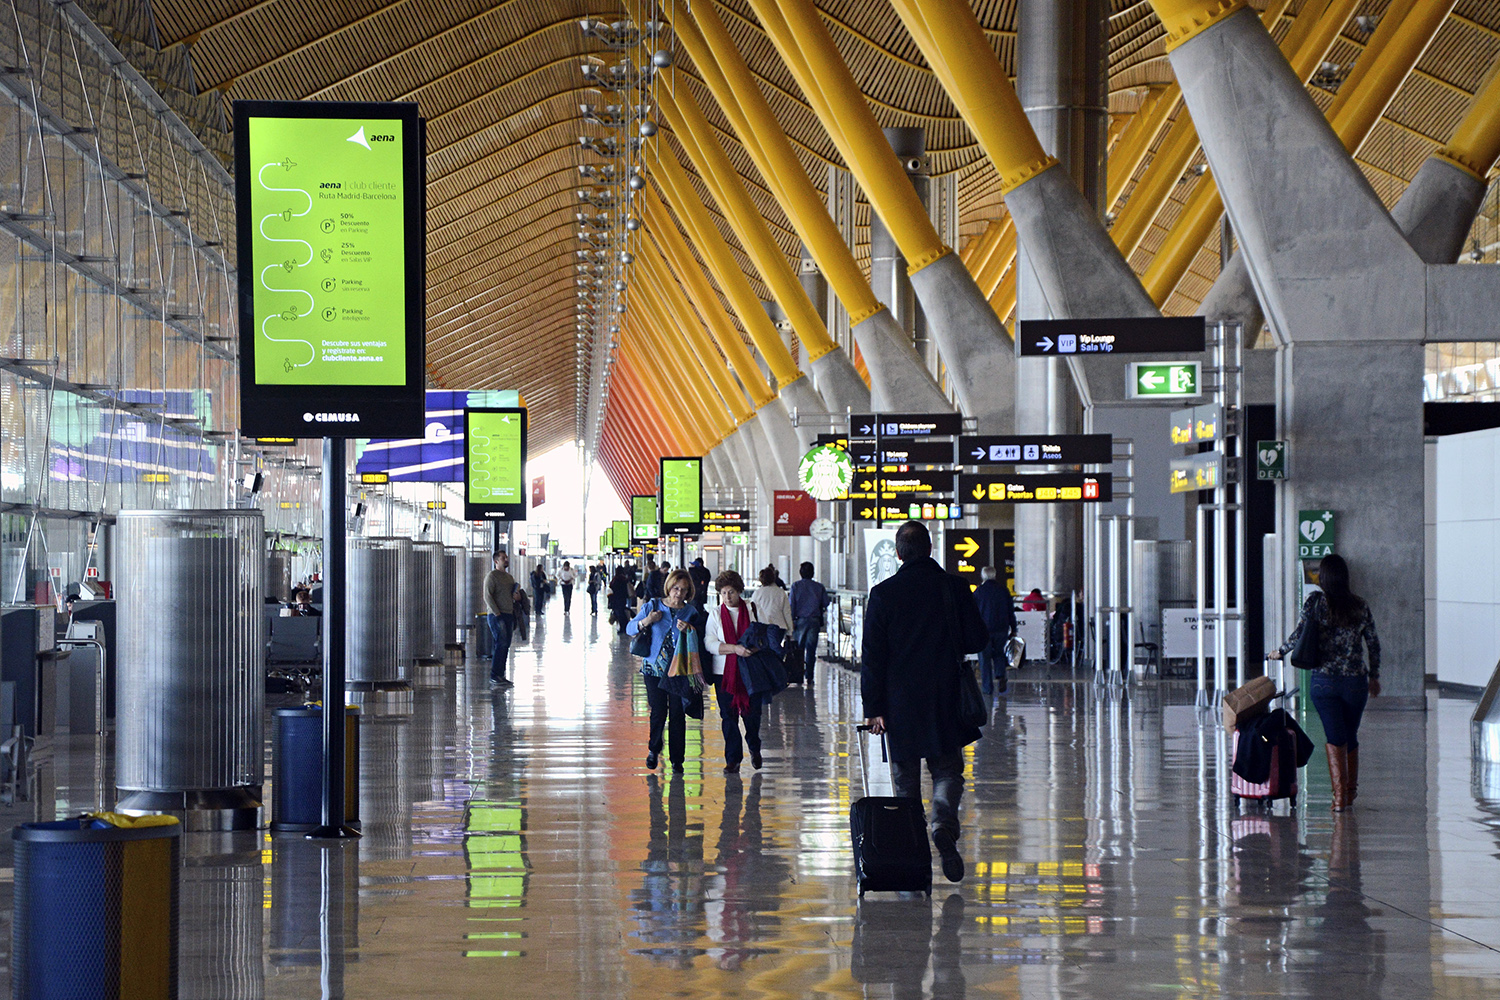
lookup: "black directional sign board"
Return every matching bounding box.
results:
[813,433,849,449]
[852,501,964,522]
[958,472,1113,504]
[1015,317,1205,357]
[853,470,954,496]
[849,412,963,439]
[850,441,955,466]
[943,528,992,590]
[959,434,1113,466]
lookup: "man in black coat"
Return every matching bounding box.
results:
[862,521,989,883]
[973,566,1018,696]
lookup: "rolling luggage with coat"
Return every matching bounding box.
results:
[850,724,932,896]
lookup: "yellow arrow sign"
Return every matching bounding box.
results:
[954,536,980,559]
[971,484,985,499]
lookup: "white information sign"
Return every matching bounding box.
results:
[1162,609,1242,660]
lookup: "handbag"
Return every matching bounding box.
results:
[742,604,785,656]
[1288,602,1321,670]
[630,599,657,658]
[739,648,788,697]
[940,576,988,728]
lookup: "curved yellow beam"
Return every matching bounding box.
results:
[640,187,774,408]
[623,305,723,451]
[1329,0,1456,156]
[648,140,801,387]
[752,0,951,273]
[1106,85,1177,214]
[960,218,1001,270]
[618,333,707,454]
[978,223,1018,302]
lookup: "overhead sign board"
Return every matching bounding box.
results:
[959,434,1113,466]
[234,100,426,438]
[850,441,955,466]
[1016,316,1206,357]
[854,472,953,495]
[849,413,963,439]
[943,528,992,591]
[1128,362,1200,399]
[853,502,963,522]
[630,495,658,540]
[1256,440,1287,480]
[463,408,527,520]
[660,457,702,535]
[773,491,817,537]
[1298,509,1336,559]
[813,433,849,449]
[1168,452,1221,494]
[1170,403,1222,445]
[958,473,1112,504]
[703,509,749,534]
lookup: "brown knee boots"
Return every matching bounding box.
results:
[1347,746,1358,804]
[1326,744,1350,812]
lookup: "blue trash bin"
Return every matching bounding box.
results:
[12,813,181,1000]
[271,705,360,833]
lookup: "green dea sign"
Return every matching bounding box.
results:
[1298,509,1336,559]
[1256,440,1287,480]
[798,444,854,501]
[1126,362,1200,399]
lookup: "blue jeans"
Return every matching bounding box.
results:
[1310,672,1370,748]
[793,617,820,683]
[978,637,1008,696]
[487,613,514,682]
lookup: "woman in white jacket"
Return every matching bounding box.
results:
[706,570,763,774]
[750,566,794,638]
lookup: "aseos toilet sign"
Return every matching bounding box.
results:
[234,100,426,438]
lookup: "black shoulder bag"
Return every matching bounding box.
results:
[1288,595,1321,670]
[630,600,657,658]
[940,577,988,728]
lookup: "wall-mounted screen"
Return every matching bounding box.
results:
[234,100,426,437]
[660,457,702,535]
[463,408,527,520]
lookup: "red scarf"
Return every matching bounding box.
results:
[719,601,750,714]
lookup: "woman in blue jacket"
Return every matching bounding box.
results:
[627,570,706,774]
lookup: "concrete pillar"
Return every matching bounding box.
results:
[1013,0,1108,597]
[869,128,930,372]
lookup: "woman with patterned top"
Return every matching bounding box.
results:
[1269,554,1381,811]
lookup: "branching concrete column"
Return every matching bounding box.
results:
[868,128,930,371]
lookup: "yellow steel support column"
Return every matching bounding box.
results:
[1436,61,1500,180]
[1105,85,1176,215]
[619,334,708,455]
[753,0,953,272]
[650,83,841,366]
[992,268,1017,328]
[648,142,803,389]
[641,187,774,408]
[629,275,737,431]
[979,224,1019,302]
[961,219,1003,272]
[970,218,1012,296]
[1328,0,1456,156]
[623,308,723,452]
[671,0,885,328]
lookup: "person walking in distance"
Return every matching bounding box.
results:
[862,521,989,883]
[789,562,830,686]
[608,565,633,635]
[705,571,763,774]
[688,558,712,610]
[1268,554,1381,811]
[587,560,606,616]
[484,551,522,689]
[559,561,576,614]
[973,567,1018,697]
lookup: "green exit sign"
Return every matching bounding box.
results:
[1127,362,1200,399]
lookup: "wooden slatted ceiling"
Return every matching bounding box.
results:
[127,0,1500,477]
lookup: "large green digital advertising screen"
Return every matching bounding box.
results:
[464,408,527,521]
[234,100,425,438]
[660,457,702,535]
[631,496,658,541]
[611,520,630,551]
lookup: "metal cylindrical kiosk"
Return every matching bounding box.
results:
[115,510,263,830]
[347,537,411,689]
[408,541,441,662]
[13,814,181,999]
[270,705,361,833]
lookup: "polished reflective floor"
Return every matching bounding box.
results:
[4,602,1500,998]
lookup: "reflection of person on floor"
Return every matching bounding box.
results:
[706,773,784,971]
[851,894,966,1000]
[629,774,706,967]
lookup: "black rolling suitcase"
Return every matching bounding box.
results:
[850,724,932,897]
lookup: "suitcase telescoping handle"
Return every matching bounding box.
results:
[854,723,889,800]
[855,724,889,762]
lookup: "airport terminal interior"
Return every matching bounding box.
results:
[4,0,1500,996]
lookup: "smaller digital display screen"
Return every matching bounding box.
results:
[463,408,527,520]
[660,457,702,535]
[631,496,658,540]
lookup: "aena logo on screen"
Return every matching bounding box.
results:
[303,411,362,423]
